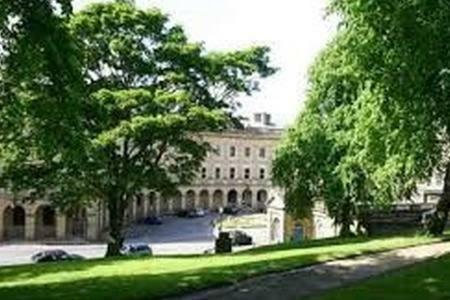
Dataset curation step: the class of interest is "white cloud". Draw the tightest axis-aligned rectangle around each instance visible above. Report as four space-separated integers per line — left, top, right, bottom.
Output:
73 0 336 127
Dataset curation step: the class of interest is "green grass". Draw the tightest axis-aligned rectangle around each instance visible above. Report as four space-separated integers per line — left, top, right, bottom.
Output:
315 253 450 300
0 234 447 300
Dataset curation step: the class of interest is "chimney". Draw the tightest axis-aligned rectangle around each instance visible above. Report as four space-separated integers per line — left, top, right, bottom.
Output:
253 112 273 127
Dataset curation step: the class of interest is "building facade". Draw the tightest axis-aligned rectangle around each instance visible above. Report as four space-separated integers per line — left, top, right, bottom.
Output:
3 111 441 243
0 113 283 242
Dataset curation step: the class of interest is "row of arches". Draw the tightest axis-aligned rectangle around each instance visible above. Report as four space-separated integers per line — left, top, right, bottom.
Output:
2 205 88 241
2 188 270 240
153 189 268 215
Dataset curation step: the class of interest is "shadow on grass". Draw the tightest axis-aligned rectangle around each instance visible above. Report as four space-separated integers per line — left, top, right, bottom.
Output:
1 248 446 300
314 253 450 300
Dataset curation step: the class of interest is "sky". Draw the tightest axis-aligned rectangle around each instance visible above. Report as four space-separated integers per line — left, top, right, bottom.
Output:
73 0 337 127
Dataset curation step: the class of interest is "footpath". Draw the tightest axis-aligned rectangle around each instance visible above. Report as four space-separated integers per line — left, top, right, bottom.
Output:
172 241 450 300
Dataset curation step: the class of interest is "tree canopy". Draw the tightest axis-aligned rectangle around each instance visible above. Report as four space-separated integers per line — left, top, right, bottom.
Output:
274 0 450 236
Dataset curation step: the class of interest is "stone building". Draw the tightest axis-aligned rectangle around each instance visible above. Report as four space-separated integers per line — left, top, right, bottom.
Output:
0 194 104 242
0 113 283 242
266 188 338 244
2 110 443 243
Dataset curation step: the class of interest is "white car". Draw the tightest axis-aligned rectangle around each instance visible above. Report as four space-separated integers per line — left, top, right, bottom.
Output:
188 208 206 218
121 244 153 256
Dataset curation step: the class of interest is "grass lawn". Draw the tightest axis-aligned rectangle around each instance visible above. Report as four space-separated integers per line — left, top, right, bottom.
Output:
0 234 448 300
315 253 450 300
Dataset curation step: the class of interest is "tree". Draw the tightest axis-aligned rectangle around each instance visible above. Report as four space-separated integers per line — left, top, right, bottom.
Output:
0 0 85 196
2 1 275 256
275 0 450 236
273 33 377 236
327 0 450 235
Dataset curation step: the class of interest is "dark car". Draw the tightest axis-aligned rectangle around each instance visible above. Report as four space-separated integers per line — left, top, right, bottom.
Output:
230 230 253 246
141 216 163 225
121 244 153 256
177 210 189 218
223 206 239 215
31 250 84 263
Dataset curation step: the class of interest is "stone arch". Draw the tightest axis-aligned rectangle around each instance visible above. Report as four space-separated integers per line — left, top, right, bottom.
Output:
257 189 268 212
242 189 252 208
186 190 196 210
35 205 56 239
3 205 25 240
199 190 209 210
160 193 170 215
212 190 224 210
148 192 157 216
270 217 282 243
66 208 88 239
172 191 183 212
135 193 145 220
227 189 238 207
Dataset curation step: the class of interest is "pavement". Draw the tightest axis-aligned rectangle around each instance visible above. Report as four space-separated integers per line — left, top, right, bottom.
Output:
173 241 450 300
0 213 268 266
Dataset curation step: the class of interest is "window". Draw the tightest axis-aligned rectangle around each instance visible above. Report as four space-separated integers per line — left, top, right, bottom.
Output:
215 167 221 179
245 147 251 157
259 168 266 179
201 167 207 179
259 147 266 158
230 167 236 179
230 146 236 157
244 168 251 179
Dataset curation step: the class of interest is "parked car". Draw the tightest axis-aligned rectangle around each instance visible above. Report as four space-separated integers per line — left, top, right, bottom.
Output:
230 230 253 246
223 206 239 215
31 250 84 263
140 216 162 225
177 210 189 218
188 208 206 218
121 244 153 256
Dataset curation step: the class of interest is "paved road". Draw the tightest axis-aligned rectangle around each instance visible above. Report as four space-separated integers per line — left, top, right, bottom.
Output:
0 213 267 266
174 241 450 300
0 214 216 266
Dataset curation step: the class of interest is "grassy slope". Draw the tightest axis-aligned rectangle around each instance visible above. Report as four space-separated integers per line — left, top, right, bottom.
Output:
316 253 450 300
0 235 447 300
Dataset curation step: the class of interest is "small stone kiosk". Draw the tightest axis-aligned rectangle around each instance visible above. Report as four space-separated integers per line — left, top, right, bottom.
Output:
267 188 338 244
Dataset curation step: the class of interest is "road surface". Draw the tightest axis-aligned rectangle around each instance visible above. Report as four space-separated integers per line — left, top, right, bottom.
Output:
0 213 267 266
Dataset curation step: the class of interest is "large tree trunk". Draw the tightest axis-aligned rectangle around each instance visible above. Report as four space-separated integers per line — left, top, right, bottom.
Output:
427 162 450 235
105 193 125 257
